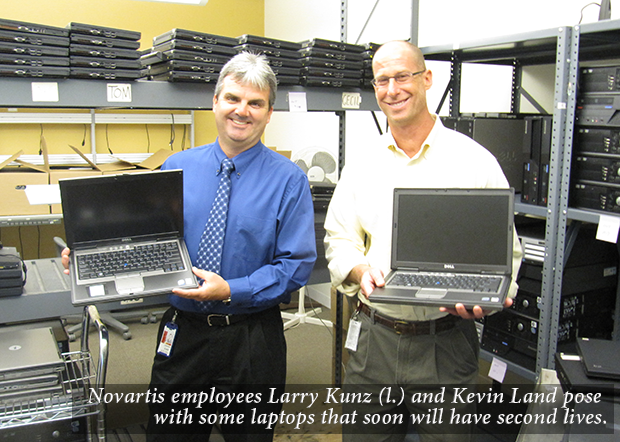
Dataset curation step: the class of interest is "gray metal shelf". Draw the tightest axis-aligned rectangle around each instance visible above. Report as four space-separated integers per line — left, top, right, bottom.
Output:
421 27 568 66
0 78 379 112
422 20 620 377
0 78 379 228
421 25 578 376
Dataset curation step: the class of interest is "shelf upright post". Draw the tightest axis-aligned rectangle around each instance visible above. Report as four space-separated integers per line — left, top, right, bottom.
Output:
449 52 462 117
511 59 522 114
90 109 97 164
411 0 419 46
190 110 195 149
536 26 577 372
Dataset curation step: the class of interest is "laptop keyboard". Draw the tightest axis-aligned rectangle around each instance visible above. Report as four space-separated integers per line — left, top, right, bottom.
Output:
388 272 502 293
77 242 185 280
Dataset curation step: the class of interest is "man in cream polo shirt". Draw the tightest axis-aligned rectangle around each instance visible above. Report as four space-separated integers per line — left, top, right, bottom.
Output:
324 41 522 441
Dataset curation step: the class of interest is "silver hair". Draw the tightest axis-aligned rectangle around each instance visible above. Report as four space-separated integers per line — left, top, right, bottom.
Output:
214 51 277 108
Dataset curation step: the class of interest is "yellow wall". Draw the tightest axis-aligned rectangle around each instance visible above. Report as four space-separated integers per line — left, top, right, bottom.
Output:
0 0 264 258
1 0 264 153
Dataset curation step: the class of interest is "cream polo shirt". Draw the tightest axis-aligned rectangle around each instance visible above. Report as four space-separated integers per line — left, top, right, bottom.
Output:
324 115 523 322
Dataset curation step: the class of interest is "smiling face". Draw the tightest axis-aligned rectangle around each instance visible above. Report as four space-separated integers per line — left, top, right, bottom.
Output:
372 41 433 130
213 75 273 156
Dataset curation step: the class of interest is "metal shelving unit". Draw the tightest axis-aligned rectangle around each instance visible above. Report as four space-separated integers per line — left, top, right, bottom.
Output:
0 305 109 441
0 78 378 113
0 78 379 228
421 19 620 378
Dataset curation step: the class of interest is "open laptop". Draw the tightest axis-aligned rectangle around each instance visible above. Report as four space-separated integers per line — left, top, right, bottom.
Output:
368 188 514 310
576 337 620 380
60 170 198 305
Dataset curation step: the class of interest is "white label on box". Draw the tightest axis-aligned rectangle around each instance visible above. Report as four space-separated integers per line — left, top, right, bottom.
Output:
107 83 132 103
25 184 61 205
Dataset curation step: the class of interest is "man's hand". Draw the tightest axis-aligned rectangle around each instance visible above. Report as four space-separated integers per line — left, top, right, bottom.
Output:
347 264 385 298
172 266 231 302
61 247 71 275
439 296 513 320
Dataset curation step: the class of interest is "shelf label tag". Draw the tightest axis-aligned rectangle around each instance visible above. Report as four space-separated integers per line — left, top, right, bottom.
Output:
342 92 362 109
488 357 508 383
31 82 59 102
596 214 620 243
107 83 132 103
288 91 307 112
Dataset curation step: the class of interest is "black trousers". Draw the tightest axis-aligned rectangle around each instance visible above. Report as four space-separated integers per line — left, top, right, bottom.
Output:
146 306 287 442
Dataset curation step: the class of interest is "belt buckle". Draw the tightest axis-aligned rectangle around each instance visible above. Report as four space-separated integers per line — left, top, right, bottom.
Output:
207 314 230 326
393 320 412 335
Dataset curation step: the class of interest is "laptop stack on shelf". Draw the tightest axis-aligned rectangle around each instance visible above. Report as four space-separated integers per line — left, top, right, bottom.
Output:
0 327 65 405
0 18 70 78
360 42 379 90
143 28 237 83
0 247 25 298
298 38 365 89
555 339 619 417
67 22 145 81
235 35 302 85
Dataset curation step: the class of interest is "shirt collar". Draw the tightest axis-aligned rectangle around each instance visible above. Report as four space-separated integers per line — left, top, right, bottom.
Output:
213 139 265 179
385 114 441 162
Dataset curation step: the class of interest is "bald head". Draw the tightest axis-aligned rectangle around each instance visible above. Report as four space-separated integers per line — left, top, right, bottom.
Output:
372 41 426 75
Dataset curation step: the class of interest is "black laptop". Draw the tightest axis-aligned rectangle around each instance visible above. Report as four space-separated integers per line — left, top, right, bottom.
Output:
60 170 198 305
555 352 619 396
368 188 514 310
576 337 620 380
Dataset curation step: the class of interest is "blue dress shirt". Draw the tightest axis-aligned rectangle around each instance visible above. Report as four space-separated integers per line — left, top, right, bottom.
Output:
162 139 317 315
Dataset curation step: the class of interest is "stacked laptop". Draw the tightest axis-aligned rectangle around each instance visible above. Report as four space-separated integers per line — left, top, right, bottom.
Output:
555 338 619 436
143 29 237 83
556 338 620 393
0 327 65 407
235 34 302 85
298 38 365 89
0 247 25 298
360 42 379 90
67 22 145 81
0 18 70 78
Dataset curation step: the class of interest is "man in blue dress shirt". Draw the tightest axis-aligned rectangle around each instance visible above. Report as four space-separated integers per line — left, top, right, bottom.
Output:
64 52 316 441
148 52 317 441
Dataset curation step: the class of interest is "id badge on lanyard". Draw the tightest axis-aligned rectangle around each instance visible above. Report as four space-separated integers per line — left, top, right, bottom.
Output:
157 310 179 357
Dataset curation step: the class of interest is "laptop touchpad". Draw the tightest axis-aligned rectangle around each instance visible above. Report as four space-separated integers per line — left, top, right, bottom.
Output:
115 275 145 295
415 288 448 299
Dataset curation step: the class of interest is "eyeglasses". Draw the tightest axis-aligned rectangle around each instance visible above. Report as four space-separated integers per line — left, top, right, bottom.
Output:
370 70 426 88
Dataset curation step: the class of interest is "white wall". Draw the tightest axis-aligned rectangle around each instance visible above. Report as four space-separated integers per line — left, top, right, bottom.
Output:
264 0 620 170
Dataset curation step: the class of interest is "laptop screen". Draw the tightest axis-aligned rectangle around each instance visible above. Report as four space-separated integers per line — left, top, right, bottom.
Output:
60 170 184 248
392 188 514 274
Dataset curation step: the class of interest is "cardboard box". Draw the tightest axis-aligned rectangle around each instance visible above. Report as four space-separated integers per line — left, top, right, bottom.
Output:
0 149 51 217
68 145 174 172
49 169 103 214
268 146 292 159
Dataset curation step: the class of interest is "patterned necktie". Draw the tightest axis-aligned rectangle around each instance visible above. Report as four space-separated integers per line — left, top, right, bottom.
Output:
196 157 235 276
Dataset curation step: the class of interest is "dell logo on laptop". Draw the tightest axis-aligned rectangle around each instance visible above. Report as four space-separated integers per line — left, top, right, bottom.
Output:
444 264 455 269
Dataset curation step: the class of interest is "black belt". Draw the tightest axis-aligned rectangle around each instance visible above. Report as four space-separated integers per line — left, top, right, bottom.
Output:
360 303 461 335
179 309 250 327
